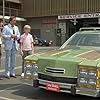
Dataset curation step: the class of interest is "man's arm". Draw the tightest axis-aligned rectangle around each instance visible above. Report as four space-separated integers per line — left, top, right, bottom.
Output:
16 26 20 40
2 26 12 39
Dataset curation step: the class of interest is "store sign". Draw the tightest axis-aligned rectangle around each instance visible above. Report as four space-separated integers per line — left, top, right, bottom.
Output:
58 13 100 19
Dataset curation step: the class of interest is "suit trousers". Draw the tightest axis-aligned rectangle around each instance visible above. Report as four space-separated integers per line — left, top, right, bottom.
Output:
5 43 16 76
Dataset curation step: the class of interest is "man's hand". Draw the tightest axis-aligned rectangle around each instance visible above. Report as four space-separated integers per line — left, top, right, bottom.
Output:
11 34 17 39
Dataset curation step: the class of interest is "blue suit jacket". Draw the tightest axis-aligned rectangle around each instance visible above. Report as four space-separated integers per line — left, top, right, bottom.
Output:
2 24 20 50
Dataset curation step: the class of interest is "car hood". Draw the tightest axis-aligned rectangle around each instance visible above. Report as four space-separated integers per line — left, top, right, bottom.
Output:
25 47 100 61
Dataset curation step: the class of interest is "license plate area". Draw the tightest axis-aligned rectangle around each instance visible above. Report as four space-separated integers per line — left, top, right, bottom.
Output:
46 83 60 92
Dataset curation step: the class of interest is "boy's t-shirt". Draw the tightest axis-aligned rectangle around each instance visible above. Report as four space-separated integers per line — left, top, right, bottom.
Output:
20 33 33 51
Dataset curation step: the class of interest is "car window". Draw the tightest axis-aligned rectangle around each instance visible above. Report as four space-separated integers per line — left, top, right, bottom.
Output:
67 34 100 47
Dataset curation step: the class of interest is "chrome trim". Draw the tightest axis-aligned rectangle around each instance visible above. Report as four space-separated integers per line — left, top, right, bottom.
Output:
76 87 100 97
38 72 77 78
39 86 71 93
60 90 71 93
45 67 65 74
38 79 76 89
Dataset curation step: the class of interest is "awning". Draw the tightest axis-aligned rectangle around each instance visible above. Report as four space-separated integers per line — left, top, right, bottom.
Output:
0 15 26 21
5 0 21 4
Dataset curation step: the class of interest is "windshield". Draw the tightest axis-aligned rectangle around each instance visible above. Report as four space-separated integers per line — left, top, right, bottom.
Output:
63 33 100 48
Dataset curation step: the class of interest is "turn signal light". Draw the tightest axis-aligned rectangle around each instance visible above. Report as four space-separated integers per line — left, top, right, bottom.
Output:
97 79 100 88
97 68 100 78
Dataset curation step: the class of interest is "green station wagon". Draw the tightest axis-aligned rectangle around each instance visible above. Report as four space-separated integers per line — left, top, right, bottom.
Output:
24 27 100 97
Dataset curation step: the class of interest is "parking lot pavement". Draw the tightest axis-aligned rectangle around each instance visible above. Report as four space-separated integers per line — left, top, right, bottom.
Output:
0 72 98 100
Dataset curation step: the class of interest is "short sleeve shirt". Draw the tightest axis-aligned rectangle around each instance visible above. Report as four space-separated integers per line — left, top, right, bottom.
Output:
20 33 33 51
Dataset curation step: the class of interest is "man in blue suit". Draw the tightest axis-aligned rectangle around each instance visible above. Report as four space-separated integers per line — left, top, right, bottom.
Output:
2 16 20 79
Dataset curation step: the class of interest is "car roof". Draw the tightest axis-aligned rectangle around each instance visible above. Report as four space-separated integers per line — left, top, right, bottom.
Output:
76 27 100 34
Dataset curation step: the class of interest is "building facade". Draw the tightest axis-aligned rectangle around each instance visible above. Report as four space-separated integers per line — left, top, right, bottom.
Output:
22 0 100 46
0 0 21 17
0 0 26 32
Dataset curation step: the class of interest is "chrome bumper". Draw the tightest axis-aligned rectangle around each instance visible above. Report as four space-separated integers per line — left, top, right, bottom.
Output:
34 79 100 97
37 79 76 94
76 87 100 97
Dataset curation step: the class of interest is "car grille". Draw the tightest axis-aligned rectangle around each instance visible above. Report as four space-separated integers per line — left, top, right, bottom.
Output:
38 73 77 84
45 67 65 74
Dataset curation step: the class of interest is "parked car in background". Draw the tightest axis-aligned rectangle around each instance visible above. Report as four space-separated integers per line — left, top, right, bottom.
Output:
33 35 53 46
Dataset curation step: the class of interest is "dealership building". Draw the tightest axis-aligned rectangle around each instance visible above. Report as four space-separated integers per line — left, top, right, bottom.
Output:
2 0 100 46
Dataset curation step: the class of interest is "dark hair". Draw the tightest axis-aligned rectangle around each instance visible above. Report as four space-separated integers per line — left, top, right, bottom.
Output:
0 19 3 23
9 16 16 22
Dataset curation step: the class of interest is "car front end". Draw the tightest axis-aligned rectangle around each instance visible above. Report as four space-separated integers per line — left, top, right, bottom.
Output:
24 27 100 97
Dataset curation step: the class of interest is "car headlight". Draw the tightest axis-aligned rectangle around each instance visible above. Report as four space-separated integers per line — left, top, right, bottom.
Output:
79 70 88 77
33 64 38 69
88 78 96 85
79 77 87 84
24 61 38 79
26 64 32 68
33 64 38 78
78 66 97 89
25 64 33 75
88 70 96 78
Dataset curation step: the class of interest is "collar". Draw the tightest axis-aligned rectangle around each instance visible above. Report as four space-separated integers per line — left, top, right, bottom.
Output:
8 24 15 28
24 33 29 36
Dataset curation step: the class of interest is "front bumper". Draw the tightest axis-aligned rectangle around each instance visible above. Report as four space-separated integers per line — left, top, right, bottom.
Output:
33 79 100 97
76 87 100 97
34 79 76 94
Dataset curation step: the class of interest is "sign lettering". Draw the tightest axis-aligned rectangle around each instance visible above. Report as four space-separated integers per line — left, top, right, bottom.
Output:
58 13 100 19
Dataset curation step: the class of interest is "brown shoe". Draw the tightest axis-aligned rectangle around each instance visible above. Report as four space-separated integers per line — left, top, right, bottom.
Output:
5 76 10 79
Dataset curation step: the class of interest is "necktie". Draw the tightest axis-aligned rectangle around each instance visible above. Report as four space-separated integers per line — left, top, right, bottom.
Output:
12 25 15 43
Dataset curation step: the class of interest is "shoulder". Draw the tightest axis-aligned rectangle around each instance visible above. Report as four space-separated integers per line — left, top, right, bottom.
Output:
29 34 33 37
21 34 24 38
3 25 9 29
3 25 9 31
